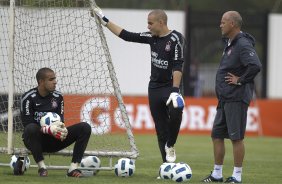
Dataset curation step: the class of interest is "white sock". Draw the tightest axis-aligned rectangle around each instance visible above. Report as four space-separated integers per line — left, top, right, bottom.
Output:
68 162 79 173
232 167 242 181
211 164 223 179
37 160 46 169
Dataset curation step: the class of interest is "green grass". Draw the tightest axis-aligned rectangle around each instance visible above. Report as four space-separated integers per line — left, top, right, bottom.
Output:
1 135 282 183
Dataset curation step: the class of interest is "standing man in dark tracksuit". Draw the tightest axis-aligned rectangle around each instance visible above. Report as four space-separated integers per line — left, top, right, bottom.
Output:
92 7 185 164
21 67 91 177
202 11 261 183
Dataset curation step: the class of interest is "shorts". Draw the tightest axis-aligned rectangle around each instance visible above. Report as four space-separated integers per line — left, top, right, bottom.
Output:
211 101 248 140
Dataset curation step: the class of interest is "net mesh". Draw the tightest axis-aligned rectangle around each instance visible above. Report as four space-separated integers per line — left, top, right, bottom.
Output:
0 1 137 158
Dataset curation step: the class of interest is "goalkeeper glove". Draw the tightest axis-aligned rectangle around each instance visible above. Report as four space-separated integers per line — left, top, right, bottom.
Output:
41 121 68 141
91 5 109 26
166 88 185 109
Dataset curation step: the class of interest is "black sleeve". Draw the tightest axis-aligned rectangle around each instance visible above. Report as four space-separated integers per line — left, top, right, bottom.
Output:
119 29 152 44
57 96 64 122
238 42 262 84
237 63 261 84
172 36 185 72
20 96 35 127
240 43 261 66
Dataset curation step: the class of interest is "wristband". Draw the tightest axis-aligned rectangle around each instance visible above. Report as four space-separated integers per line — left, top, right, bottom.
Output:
171 87 180 93
102 16 109 24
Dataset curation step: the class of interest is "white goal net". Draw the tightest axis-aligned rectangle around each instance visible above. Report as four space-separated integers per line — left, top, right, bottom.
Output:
0 0 138 168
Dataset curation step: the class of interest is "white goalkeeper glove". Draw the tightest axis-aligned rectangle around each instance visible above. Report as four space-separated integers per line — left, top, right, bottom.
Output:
41 121 68 141
91 5 109 26
166 88 185 109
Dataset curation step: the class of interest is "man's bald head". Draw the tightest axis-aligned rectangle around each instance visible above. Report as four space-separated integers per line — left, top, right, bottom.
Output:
148 9 168 25
224 11 243 28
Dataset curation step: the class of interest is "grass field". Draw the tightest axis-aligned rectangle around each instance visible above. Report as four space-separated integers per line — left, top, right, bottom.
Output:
0 134 282 184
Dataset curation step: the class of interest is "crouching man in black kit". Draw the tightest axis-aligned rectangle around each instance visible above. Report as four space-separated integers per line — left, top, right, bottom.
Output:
20 67 91 177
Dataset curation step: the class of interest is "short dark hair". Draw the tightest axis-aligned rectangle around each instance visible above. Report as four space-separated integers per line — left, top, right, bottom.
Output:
149 9 168 25
36 67 54 84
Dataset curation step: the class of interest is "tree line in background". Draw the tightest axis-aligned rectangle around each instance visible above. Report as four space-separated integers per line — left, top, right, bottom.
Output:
0 0 281 13
97 0 281 13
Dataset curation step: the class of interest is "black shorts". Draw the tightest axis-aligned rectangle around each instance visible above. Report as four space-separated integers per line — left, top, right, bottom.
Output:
211 101 248 140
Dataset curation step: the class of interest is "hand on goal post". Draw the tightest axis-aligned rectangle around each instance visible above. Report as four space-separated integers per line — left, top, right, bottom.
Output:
91 5 109 26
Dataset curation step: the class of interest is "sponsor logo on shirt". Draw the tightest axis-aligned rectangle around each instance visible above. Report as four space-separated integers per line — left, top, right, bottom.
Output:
25 100 30 115
34 111 46 123
140 32 152 37
151 51 168 69
175 45 179 59
61 101 64 115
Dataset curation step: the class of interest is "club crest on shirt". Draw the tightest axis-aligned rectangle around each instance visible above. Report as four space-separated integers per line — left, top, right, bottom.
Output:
165 41 171 52
227 48 232 56
51 98 58 109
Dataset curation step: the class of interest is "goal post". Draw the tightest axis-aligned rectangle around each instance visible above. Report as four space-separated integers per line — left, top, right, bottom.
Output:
7 0 15 155
0 0 138 169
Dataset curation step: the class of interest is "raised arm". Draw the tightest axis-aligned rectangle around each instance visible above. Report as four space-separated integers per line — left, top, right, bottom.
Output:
106 22 123 37
92 5 123 36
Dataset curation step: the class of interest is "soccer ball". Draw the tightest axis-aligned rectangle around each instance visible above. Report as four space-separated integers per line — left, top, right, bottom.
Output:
114 158 135 177
9 155 31 172
170 162 192 182
159 162 175 179
40 112 61 126
81 156 101 175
